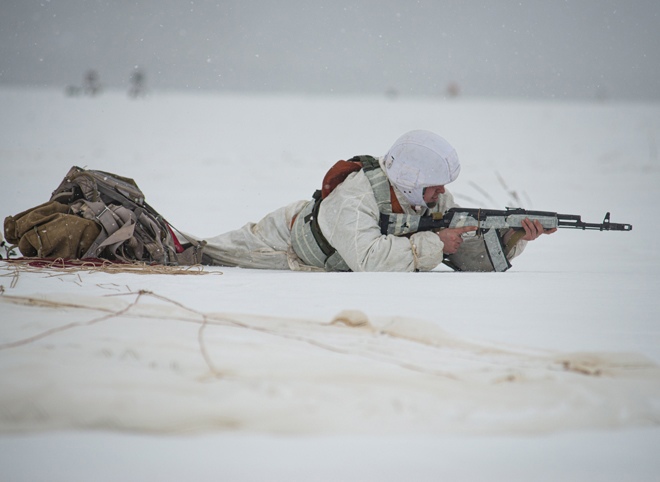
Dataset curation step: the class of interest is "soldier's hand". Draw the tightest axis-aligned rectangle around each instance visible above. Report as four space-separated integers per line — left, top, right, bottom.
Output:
437 226 478 254
521 218 557 241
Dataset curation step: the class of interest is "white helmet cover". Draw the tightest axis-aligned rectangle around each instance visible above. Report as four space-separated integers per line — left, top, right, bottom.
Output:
383 130 460 208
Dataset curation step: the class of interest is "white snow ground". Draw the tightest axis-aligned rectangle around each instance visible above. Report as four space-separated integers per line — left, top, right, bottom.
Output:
1 87 659 481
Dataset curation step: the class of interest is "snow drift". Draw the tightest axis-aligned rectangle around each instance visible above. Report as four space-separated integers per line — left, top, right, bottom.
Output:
1 288 659 435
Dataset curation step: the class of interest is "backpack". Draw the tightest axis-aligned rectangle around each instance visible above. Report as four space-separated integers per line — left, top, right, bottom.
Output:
3 166 205 265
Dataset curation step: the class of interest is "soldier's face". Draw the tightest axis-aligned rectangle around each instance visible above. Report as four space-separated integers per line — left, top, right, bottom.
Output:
423 185 445 206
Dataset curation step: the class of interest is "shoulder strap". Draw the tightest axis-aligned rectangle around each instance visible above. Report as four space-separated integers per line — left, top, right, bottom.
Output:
355 157 427 236
357 156 395 214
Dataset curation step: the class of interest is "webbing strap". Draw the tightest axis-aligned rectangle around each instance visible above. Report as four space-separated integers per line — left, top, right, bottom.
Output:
79 202 138 259
359 157 393 215
358 157 428 236
305 190 336 258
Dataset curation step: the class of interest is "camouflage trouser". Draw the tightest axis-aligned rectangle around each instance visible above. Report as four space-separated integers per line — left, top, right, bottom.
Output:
200 200 318 271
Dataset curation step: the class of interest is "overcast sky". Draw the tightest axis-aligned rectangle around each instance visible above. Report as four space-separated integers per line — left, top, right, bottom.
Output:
1 0 659 101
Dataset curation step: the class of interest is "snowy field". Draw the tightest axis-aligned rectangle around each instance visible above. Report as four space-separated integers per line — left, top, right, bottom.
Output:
1 87 659 481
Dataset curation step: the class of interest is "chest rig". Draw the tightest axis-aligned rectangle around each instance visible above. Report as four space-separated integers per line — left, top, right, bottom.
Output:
290 155 432 271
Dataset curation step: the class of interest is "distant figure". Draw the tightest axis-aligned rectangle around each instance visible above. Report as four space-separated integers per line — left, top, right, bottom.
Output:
447 81 460 98
129 69 146 98
83 70 102 96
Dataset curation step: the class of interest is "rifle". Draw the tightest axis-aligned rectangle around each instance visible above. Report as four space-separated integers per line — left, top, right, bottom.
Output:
416 207 633 272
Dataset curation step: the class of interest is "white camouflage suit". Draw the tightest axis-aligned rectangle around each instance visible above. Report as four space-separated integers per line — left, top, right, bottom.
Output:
201 131 526 272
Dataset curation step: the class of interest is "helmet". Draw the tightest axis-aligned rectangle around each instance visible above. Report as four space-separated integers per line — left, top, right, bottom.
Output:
383 130 460 208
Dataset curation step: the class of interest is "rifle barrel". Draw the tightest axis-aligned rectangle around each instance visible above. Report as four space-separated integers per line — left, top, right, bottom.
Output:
557 213 632 231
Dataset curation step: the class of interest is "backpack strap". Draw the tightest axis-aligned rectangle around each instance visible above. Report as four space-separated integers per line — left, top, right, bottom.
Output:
71 201 138 259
